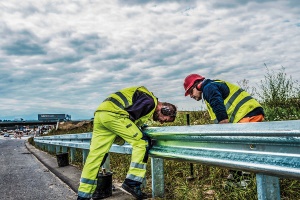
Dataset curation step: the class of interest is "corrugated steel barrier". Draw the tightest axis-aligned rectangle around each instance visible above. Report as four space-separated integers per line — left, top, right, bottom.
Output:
34 120 300 200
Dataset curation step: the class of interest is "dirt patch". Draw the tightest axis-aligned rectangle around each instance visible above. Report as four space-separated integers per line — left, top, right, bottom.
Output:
48 120 93 135
58 121 92 130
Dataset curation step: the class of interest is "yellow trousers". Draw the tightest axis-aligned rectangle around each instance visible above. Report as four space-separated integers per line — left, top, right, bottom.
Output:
77 112 148 198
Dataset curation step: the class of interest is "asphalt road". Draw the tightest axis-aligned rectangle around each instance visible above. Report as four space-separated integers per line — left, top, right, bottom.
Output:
0 136 77 200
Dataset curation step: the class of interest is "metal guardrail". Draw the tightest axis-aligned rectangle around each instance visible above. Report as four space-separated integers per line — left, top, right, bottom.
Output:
34 120 300 200
34 132 133 164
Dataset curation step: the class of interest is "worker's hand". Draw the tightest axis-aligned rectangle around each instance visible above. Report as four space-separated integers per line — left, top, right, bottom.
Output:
140 124 148 130
219 119 229 124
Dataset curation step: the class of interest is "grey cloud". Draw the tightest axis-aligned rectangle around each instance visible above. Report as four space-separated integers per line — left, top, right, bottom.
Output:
43 33 109 64
119 71 143 82
43 56 83 64
3 38 46 56
118 0 197 5
286 0 300 8
211 0 275 9
110 63 130 71
69 34 108 54
2 28 46 56
103 53 132 61
1 0 299 120
19 4 40 17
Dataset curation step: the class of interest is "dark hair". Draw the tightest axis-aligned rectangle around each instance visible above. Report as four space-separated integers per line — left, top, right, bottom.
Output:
161 102 177 122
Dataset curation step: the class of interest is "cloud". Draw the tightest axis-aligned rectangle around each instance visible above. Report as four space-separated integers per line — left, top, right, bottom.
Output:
0 0 299 120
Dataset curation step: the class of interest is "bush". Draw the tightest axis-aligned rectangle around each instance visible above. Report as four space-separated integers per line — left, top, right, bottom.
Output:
258 66 300 121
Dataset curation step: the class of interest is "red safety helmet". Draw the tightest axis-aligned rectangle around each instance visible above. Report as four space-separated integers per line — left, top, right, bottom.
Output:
183 74 205 96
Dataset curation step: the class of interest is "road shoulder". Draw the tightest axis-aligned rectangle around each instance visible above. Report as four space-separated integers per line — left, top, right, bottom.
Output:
25 141 134 200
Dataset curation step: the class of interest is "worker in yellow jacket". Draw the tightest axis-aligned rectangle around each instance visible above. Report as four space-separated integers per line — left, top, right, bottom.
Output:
77 86 177 200
183 74 264 123
183 74 264 185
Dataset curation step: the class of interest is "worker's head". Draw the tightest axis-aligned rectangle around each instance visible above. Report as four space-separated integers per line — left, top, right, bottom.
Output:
153 102 177 124
183 74 205 101
183 74 205 96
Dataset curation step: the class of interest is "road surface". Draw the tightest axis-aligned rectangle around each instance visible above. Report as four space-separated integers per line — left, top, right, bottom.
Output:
0 135 77 200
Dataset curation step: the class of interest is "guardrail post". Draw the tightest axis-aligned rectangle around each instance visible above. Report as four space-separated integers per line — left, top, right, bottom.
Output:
70 148 75 163
151 157 164 198
51 145 55 153
62 146 67 153
48 145 55 153
55 146 60 153
256 174 280 200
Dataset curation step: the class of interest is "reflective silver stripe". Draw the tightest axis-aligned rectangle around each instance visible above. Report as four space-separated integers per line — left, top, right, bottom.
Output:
80 177 96 185
104 97 124 109
103 92 130 110
78 191 92 198
225 88 244 110
115 92 129 108
126 174 144 183
229 96 253 122
130 162 146 169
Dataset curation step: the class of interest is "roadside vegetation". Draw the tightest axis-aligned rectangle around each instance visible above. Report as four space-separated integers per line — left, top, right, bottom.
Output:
29 67 300 200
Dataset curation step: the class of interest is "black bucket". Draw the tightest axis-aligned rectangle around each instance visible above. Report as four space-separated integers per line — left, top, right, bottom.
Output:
92 172 113 199
56 152 69 167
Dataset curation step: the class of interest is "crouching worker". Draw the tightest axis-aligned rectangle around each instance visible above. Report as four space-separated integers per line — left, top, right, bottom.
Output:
77 86 177 200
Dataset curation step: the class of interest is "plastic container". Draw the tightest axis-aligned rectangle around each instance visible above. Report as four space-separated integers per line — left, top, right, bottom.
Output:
56 152 69 167
92 172 113 199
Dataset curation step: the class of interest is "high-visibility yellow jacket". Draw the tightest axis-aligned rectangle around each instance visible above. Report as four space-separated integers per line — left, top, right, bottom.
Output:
205 80 262 123
96 86 158 127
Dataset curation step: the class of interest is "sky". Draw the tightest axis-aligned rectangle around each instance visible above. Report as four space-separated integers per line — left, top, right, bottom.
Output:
0 0 299 120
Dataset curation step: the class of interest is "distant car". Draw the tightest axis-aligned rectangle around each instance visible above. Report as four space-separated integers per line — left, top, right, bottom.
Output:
4 133 9 137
